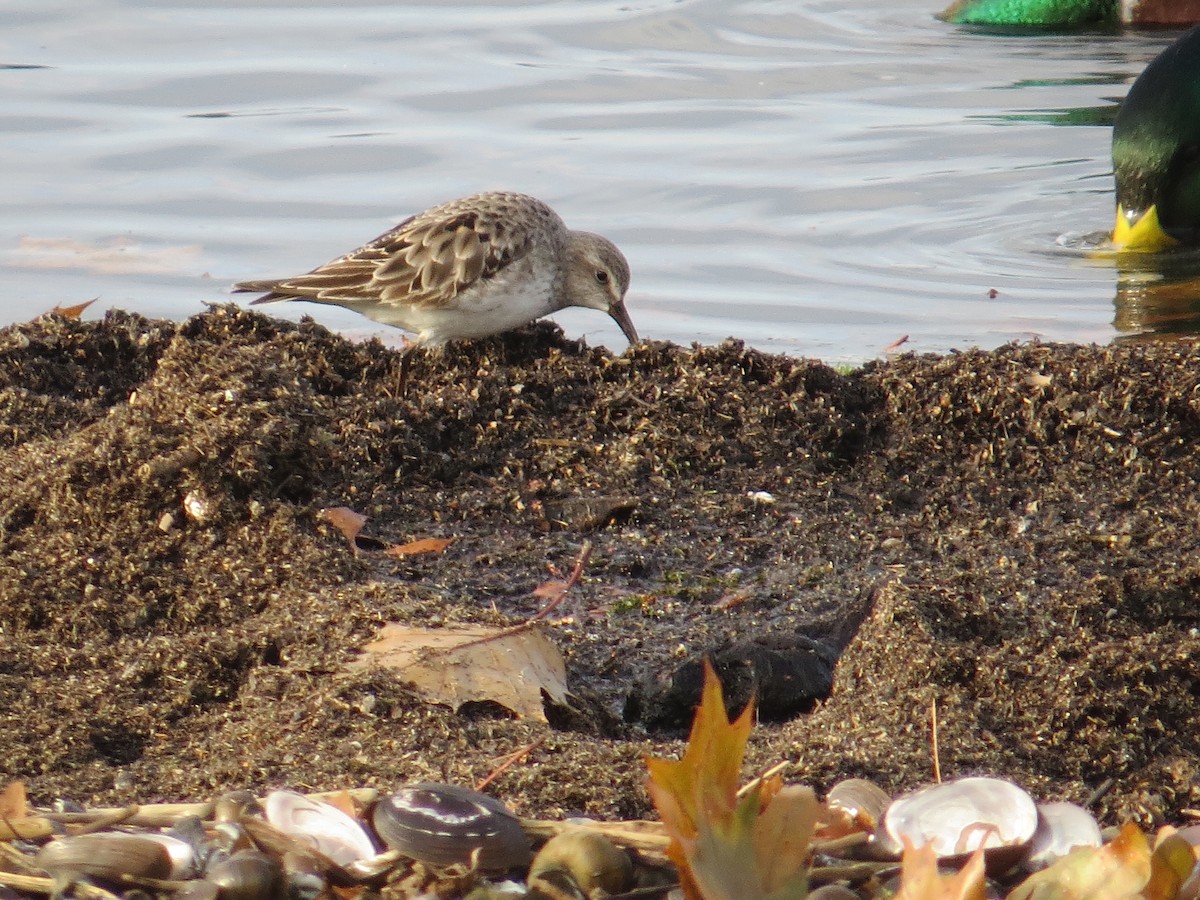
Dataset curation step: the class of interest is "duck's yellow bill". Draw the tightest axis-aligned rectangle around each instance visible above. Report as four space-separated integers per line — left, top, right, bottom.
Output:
1112 204 1179 253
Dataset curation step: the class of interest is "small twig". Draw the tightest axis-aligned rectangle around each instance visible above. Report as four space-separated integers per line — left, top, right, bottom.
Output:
930 697 942 784
736 760 790 798
0 841 43 873
809 860 900 885
608 886 682 900
0 814 52 841
1084 778 1115 809
520 818 670 855
528 541 593 623
0 873 55 896
810 831 871 854
449 543 597 653
118 875 195 892
35 789 377 828
0 871 121 900
475 735 548 792
72 805 140 835
42 801 214 828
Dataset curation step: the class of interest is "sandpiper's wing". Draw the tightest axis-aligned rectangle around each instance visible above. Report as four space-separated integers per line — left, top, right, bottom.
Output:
234 192 554 310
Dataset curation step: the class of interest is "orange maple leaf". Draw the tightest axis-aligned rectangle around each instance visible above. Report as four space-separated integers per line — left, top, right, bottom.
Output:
645 661 814 900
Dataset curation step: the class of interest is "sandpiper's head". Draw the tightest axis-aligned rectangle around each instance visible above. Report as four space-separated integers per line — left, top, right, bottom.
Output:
564 231 637 345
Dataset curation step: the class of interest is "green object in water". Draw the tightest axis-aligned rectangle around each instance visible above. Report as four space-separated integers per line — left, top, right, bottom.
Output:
937 0 1115 25
939 0 1200 25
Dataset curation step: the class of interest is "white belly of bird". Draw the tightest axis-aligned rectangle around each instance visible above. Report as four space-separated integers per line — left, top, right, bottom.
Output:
378 252 561 346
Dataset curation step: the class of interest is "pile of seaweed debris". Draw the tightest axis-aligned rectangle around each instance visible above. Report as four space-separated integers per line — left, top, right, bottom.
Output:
0 306 1196 830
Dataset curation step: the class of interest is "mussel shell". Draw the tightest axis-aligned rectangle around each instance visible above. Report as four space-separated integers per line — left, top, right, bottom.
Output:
174 881 220 900
37 833 174 882
206 850 284 900
280 851 328 900
807 887 862 900
826 778 892 831
529 830 633 896
213 790 262 824
139 833 200 879
165 815 211 874
263 790 376 866
876 776 1038 873
372 783 532 870
1022 801 1102 872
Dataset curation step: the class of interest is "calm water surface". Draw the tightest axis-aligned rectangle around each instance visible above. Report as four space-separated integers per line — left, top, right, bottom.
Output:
4 1 1198 364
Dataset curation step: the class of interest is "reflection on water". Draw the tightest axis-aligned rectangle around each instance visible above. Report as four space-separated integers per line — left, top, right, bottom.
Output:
1113 252 1200 336
1 1 1197 362
1052 228 1200 338
981 104 1116 127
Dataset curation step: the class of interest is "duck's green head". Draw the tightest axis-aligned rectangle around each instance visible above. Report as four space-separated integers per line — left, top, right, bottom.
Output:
938 0 1114 27
1112 26 1200 251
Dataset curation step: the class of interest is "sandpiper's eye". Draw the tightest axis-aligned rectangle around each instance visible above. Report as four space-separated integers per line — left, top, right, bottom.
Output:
595 270 609 285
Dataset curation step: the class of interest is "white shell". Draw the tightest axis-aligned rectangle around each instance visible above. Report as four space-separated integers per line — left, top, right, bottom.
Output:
263 790 376 866
1022 801 1103 871
878 776 1038 864
139 833 199 879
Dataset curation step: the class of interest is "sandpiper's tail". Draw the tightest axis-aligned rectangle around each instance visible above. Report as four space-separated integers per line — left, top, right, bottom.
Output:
231 280 286 304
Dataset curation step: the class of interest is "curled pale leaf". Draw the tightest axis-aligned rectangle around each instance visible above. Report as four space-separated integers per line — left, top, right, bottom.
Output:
1008 823 1152 900
755 784 818 897
892 840 985 900
1144 832 1195 900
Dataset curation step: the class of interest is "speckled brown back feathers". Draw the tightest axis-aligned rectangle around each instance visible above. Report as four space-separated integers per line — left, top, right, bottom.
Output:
234 192 554 311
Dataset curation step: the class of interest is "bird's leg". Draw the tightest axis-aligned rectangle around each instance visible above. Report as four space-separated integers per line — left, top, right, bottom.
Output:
386 334 422 398
396 344 416 397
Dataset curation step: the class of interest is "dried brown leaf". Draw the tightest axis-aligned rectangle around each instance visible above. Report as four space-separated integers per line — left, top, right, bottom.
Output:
531 579 571 602
0 781 27 820
347 623 571 722
385 536 453 557
48 299 96 320
318 506 367 546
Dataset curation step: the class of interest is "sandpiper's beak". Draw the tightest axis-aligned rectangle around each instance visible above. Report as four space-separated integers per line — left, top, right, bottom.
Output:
608 298 639 345
1112 203 1179 253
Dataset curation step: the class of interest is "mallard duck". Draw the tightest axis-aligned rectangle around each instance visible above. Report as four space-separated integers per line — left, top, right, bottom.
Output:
1111 26 1200 250
939 0 1200 26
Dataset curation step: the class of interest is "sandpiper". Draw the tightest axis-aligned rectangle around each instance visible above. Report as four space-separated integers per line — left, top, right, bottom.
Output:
233 192 638 354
